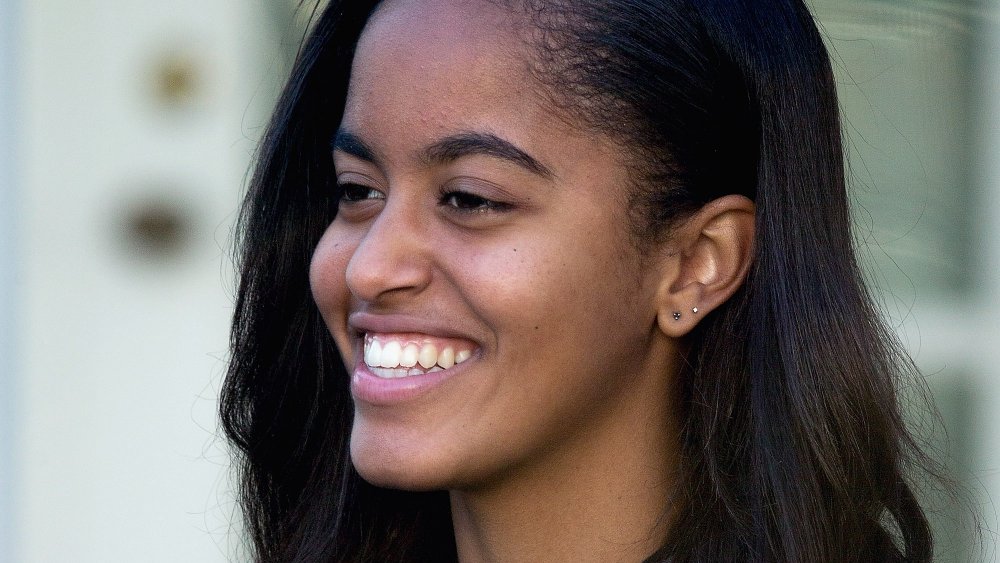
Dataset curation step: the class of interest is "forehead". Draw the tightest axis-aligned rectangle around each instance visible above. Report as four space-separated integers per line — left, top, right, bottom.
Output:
343 0 542 136
363 0 522 51
340 0 629 187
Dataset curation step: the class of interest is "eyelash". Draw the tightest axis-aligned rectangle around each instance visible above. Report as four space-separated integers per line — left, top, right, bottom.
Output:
338 183 384 203
437 189 513 214
335 183 512 214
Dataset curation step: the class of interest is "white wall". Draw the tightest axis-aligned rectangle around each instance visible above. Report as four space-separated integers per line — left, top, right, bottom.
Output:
8 2 292 561
976 5 1000 560
1 0 20 560
810 1 1000 559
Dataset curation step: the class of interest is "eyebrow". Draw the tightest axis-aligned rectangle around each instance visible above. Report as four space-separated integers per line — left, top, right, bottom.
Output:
331 128 553 179
331 130 379 165
421 132 553 178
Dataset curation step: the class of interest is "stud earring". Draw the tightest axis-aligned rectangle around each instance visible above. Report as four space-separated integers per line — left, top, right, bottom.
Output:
672 312 682 321
692 307 699 314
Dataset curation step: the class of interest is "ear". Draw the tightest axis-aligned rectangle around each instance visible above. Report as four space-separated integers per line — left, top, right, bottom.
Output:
654 195 755 337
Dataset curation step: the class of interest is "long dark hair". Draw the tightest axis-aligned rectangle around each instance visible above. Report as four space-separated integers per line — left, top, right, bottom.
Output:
221 0 936 561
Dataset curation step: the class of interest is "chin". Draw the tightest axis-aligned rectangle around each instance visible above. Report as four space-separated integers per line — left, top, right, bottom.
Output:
349 421 454 492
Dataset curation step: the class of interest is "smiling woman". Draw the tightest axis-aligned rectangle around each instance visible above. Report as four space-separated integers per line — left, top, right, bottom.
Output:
222 0 938 561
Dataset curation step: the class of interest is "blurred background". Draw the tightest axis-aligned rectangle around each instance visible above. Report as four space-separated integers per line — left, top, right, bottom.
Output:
0 0 998 561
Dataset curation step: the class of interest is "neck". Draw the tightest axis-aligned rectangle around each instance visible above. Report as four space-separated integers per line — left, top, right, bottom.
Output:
449 388 679 563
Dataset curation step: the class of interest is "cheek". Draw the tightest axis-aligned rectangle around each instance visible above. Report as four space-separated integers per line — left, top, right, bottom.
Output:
309 228 356 340
460 223 648 358
440 227 656 473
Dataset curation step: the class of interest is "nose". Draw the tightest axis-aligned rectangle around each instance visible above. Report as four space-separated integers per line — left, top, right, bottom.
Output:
345 196 433 304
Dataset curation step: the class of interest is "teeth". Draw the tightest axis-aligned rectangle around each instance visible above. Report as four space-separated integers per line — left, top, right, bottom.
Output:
438 347 455 369
370 366 409 379
380 341 401 368
365 339 382 367
364 335 474 376
418 343 438 369
400 344 419 368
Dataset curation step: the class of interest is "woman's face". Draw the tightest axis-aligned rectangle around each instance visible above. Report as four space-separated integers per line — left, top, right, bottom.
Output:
310 0 678 491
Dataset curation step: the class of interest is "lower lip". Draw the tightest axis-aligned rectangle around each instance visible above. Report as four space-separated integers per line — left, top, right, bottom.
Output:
351 360 470 405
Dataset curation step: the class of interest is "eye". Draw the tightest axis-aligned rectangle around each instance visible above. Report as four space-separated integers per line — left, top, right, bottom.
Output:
440 191 512 213
339 183 385 203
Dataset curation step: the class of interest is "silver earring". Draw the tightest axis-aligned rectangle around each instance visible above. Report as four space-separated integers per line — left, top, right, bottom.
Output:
672 312 681 321
692 307 699 314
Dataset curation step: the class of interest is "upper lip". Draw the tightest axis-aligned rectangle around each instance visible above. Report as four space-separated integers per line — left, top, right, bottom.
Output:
348 311 481 343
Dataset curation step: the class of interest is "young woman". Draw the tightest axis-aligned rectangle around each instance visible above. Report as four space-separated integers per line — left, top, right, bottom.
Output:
222 0 937 560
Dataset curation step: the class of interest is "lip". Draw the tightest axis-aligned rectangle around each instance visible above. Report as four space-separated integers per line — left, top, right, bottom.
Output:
347 312 481 405
348 311 479 341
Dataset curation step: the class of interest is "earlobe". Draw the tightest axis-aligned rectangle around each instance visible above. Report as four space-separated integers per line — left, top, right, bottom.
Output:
654 195 755 337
